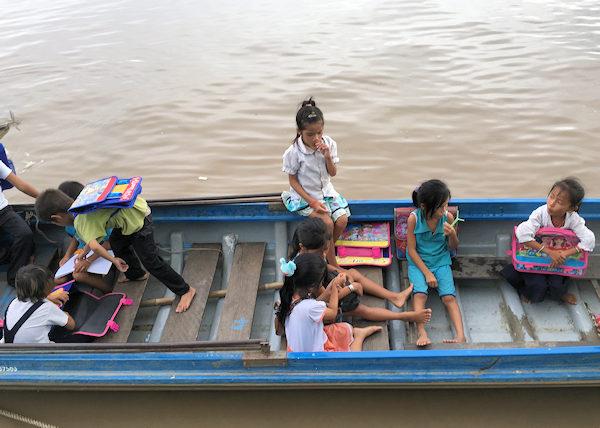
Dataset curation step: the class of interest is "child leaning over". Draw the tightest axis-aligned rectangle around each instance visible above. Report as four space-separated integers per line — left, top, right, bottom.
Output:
1 265 75 344
35 188 196 312
277 252 381 352
501 177 595 305
407 179 465 346
55 181 112 293
281 98 350 269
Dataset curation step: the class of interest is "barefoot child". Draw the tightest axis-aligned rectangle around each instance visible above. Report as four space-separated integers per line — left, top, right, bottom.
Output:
35 187 196 313
281 98 350 269
1 265 75 343
287 218 431 324
407 179 465 346
277 252 381 352
501 177 595 305
54 181 113 293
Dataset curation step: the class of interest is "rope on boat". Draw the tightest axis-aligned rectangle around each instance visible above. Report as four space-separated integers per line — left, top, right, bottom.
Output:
0 408 59 428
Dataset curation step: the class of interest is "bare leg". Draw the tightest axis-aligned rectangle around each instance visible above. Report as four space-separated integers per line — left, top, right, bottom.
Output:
176 287 196 313
347 304 431 323
349 325 382 351
441 295 466 343
414 293 431 347
561 293 577 305
345 269 413 309
73 271 113 294
330 215 348 269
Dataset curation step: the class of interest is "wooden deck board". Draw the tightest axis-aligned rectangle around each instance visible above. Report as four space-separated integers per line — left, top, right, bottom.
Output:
161 243 221 343
216 242 266 341
96 277 148 343
352 266 390 351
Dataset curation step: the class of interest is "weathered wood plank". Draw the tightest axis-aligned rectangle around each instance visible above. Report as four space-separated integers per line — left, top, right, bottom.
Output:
352 266 390 351
216 242 266 341
160 243 221 343
96 277 148 343
451 256 508 279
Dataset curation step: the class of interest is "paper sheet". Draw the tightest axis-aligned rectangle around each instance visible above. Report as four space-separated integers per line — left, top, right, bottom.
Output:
54 250 114 278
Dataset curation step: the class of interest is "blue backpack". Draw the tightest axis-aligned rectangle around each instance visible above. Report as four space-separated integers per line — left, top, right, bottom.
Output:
68 176 142 215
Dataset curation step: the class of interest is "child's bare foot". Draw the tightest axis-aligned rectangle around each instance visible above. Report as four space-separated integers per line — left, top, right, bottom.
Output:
519 294 531 304
353 325 382 341
390 283 414 309
176 287 196 313
118 273 148 283
416 332 431 347
443 335 466 343
561 293 577 305
409 308 432 323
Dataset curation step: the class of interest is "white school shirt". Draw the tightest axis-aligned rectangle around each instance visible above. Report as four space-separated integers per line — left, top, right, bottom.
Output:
282 135 339 200
516 205 596 252
0 160 13 210
2 298 68 344
285 299 327 352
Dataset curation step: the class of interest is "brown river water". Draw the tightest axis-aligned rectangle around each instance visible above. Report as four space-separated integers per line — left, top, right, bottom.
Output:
1 0 600 426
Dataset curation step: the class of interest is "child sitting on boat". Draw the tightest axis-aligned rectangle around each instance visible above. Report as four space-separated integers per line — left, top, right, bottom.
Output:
501 177 595 305
407 179 465 346
277 252 381 352
54 181 113 293
1 265 74 343
34 186 196 313
281 98 350 270
285 217 431 324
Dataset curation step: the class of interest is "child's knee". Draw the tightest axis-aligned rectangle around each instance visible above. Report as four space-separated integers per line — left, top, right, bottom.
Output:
334 215 348 229
441 295 457 304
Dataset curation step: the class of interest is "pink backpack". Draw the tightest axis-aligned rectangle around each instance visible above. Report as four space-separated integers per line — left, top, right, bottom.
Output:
508 227 588 277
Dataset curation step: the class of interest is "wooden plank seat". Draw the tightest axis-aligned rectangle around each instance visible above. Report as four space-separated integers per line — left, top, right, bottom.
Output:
216 242 266 341
96 276 149 343
160 243 221 343
351 266 390 351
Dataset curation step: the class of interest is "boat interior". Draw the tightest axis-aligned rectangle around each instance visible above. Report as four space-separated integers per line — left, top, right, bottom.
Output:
1 198 600 354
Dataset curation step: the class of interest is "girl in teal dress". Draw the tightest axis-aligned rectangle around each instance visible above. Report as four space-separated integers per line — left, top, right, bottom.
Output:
406 179 465 347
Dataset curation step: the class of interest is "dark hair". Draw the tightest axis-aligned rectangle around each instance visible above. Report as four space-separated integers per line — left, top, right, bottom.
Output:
15 265 53 302
550 177 585 210
277 253 328 328
58 181 84 200
293 98 324 144
35 189 74 222
412 179 451 220
288 218 330 259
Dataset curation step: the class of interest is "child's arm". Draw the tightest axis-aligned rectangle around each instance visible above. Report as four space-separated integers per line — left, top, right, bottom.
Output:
406 214 438 288
444 212 459 250
315 139 337 177
62 312 76 330
288 174 328 214
86 239 128 273
5 173 39 198
59 237 79 267
322 275 341 323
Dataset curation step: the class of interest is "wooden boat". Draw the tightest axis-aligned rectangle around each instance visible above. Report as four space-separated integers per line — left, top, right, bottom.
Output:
0 195 599 390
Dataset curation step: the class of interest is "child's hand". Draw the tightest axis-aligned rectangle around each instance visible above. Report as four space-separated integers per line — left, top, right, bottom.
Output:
315 140 331 158
350 282 363 296
548 250 567 268
425 272 438 288
443 222 457 237
312 201 329 214
333 273 347 289
59 255 70 267
48 290 69 306
73 259 91 274
113 257 129 273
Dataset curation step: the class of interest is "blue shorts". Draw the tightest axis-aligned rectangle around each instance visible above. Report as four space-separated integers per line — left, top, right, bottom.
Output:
281 191 351 222
408 264 455 297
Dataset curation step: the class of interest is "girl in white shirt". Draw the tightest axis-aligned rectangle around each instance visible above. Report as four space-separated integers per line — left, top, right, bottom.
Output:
501 177 595 305
276 253 381 352
281 98 350 269
2 265 75 343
